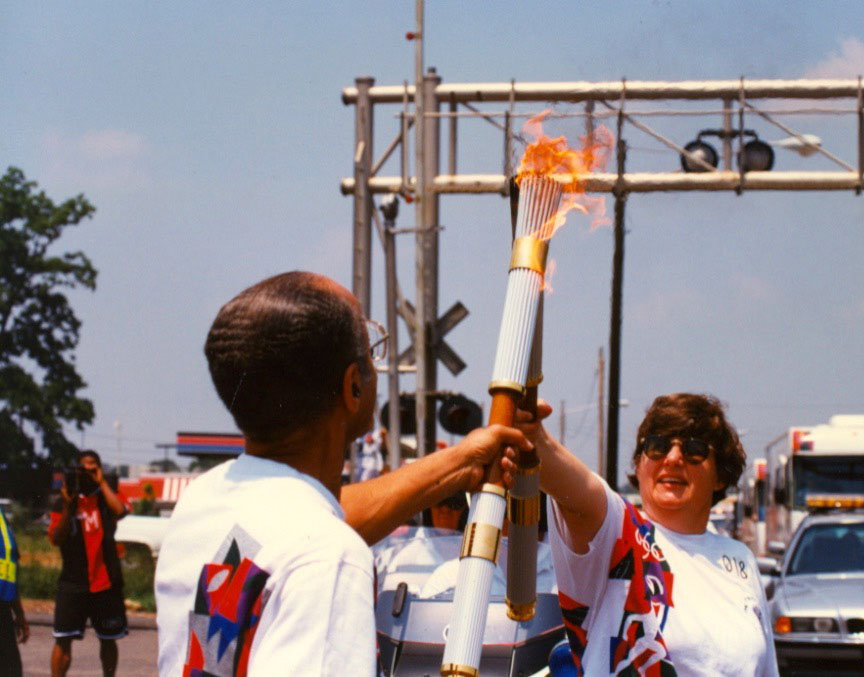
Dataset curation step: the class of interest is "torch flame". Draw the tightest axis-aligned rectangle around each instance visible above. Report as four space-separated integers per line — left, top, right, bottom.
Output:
516 110 613 239
541 259 557 293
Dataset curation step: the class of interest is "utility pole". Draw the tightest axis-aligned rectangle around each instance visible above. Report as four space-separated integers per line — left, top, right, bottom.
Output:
559 399 566 444
155 443 177 471
597 347 605 477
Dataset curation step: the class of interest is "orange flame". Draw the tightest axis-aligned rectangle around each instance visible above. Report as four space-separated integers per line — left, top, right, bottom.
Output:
541 259 557 294
516 110 614 238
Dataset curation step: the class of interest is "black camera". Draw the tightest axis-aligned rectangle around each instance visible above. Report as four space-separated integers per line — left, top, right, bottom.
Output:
63 467 97 495
63 467 83 495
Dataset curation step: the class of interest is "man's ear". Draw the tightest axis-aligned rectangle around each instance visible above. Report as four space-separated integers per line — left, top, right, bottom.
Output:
342 362 362 413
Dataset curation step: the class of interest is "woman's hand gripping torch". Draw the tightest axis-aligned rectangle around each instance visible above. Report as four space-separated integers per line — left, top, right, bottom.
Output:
440 177 562 677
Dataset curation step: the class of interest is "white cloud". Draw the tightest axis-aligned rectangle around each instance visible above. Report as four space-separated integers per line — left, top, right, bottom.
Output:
630 288 704 327
730 272 777 304
77 129 147 160
838 299 864 321
39 128 152 193
42 128 148 160
804 38 864 78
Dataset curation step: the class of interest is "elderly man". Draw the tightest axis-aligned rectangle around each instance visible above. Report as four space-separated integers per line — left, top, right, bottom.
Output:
155 271 530 675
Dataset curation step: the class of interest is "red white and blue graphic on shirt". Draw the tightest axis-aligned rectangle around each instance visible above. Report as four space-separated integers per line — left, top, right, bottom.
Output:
183 526 271 677
558 500 677 676
608 501 676 676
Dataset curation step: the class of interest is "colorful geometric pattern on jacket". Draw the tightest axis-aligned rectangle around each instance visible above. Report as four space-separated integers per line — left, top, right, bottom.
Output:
183 526 271 677
608 500 677 676
558 590 590 676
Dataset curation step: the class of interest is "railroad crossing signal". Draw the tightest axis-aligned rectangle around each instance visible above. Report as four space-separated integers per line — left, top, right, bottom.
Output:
398 300 468 376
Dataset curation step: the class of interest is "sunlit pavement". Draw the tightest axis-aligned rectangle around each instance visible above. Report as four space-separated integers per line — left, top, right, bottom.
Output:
19 616 158 676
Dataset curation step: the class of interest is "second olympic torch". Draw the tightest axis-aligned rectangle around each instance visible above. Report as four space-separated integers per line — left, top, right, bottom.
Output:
440 176 562 677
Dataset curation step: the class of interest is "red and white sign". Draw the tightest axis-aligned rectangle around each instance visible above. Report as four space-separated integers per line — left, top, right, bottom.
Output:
119 473 198 505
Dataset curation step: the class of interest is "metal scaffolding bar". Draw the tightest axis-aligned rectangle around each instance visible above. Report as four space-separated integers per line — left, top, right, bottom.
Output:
343 78 864 104
341 170 864 195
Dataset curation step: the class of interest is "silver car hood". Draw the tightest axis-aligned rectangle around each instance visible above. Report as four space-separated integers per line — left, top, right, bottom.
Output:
777 573 864 616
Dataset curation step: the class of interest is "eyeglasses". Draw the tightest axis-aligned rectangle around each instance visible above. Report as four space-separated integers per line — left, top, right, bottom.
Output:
641 434 711 464
366 319 389 364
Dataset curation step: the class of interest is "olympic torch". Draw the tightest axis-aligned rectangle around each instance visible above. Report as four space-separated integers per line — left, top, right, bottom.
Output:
440 114 613 677
505 178 543 624
440 176 561 677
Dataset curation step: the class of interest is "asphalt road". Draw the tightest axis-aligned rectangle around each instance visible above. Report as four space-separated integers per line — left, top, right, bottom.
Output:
18 619 158 676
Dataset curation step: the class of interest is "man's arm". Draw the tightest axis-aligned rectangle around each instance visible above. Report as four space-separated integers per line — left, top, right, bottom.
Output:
12 594 28 644
342 424 531 545
91 465 127 518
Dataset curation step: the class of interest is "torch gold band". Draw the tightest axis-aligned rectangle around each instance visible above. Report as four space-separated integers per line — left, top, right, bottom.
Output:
507 494 541 525
480 483 507 499
515 460 541 476
460 522 501 563
488 379 525 396
525 374 543 387
509 236 549 275
506 599 537 622
441 664 479 677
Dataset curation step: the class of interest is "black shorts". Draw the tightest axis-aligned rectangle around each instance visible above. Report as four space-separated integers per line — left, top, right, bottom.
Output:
0 601 22 677
53 585 128 640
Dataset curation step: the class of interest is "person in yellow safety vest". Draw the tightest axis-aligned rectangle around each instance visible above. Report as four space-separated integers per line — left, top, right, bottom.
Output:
0 506 29 677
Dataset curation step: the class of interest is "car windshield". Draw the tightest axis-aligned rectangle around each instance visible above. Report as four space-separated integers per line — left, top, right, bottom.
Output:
787 522 864 575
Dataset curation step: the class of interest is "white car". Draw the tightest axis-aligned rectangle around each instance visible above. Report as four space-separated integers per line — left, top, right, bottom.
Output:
115 514 171 560
768 508 864 675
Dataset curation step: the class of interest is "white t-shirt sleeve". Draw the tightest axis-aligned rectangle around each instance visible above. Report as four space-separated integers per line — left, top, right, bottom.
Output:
249 557 376 676
548 478 622 612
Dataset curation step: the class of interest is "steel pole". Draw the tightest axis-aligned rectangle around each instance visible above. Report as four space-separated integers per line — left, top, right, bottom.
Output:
352 76 374 315
415 66 442 456
382 196 402 471
412 0 428 456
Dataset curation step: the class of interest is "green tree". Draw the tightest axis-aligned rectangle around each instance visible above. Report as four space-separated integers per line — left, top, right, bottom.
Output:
0 166 97 472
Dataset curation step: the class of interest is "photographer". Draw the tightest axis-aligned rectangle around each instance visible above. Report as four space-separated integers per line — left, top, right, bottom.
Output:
48 450 129 677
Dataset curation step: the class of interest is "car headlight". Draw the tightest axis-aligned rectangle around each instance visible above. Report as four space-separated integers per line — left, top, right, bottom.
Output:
774 615 839 634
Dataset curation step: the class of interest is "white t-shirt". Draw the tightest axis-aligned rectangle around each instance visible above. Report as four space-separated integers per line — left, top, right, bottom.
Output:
155 454 375 676
549 480 779 676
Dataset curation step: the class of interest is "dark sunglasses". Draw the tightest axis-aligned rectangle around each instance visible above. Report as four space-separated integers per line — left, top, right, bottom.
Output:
641 434 711 464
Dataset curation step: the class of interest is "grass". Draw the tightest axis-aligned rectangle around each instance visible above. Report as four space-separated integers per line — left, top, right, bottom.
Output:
16 527 157 612
120 544 157 612
18 562 60 600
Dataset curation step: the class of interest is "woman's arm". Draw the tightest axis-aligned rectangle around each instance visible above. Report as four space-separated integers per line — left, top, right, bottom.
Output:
508 400 608 554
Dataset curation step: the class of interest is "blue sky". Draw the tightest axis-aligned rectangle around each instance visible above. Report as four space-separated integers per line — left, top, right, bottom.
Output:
2 2 863 481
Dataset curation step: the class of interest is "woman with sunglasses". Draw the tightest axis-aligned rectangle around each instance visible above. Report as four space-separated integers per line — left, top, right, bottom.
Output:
507 393 778 676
